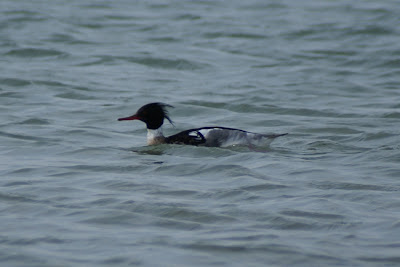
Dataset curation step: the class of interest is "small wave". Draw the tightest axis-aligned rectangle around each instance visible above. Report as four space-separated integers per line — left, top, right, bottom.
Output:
0 78 31 87
5 48 67 58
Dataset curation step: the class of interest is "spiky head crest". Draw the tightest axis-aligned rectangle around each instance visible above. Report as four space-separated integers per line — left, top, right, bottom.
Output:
117 102 174 129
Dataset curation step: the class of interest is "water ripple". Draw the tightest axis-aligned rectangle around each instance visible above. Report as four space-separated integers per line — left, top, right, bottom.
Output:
5 48 67 58
1 0 400 266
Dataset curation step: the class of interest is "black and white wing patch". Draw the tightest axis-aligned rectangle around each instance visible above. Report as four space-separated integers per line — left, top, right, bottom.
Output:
166 127 287 147
165 129 207 145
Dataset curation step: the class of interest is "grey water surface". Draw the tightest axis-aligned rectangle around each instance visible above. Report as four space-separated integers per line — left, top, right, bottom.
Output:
1 0 400 266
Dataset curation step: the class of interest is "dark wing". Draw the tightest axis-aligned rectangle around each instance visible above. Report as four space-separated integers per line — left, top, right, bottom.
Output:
165 129 207 146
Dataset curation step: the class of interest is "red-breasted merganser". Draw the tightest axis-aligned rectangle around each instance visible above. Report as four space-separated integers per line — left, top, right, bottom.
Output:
118 102 287 147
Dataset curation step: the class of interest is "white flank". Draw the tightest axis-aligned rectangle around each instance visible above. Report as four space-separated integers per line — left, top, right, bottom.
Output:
198 128 274 147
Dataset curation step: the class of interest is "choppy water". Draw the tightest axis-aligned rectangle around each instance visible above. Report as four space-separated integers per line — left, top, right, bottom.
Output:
1 1 400 266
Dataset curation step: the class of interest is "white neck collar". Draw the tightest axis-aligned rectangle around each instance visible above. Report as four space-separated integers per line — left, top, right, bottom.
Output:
147 128 165 145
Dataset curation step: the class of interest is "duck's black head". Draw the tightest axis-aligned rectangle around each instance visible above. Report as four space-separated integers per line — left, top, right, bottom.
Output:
118 102 173 130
